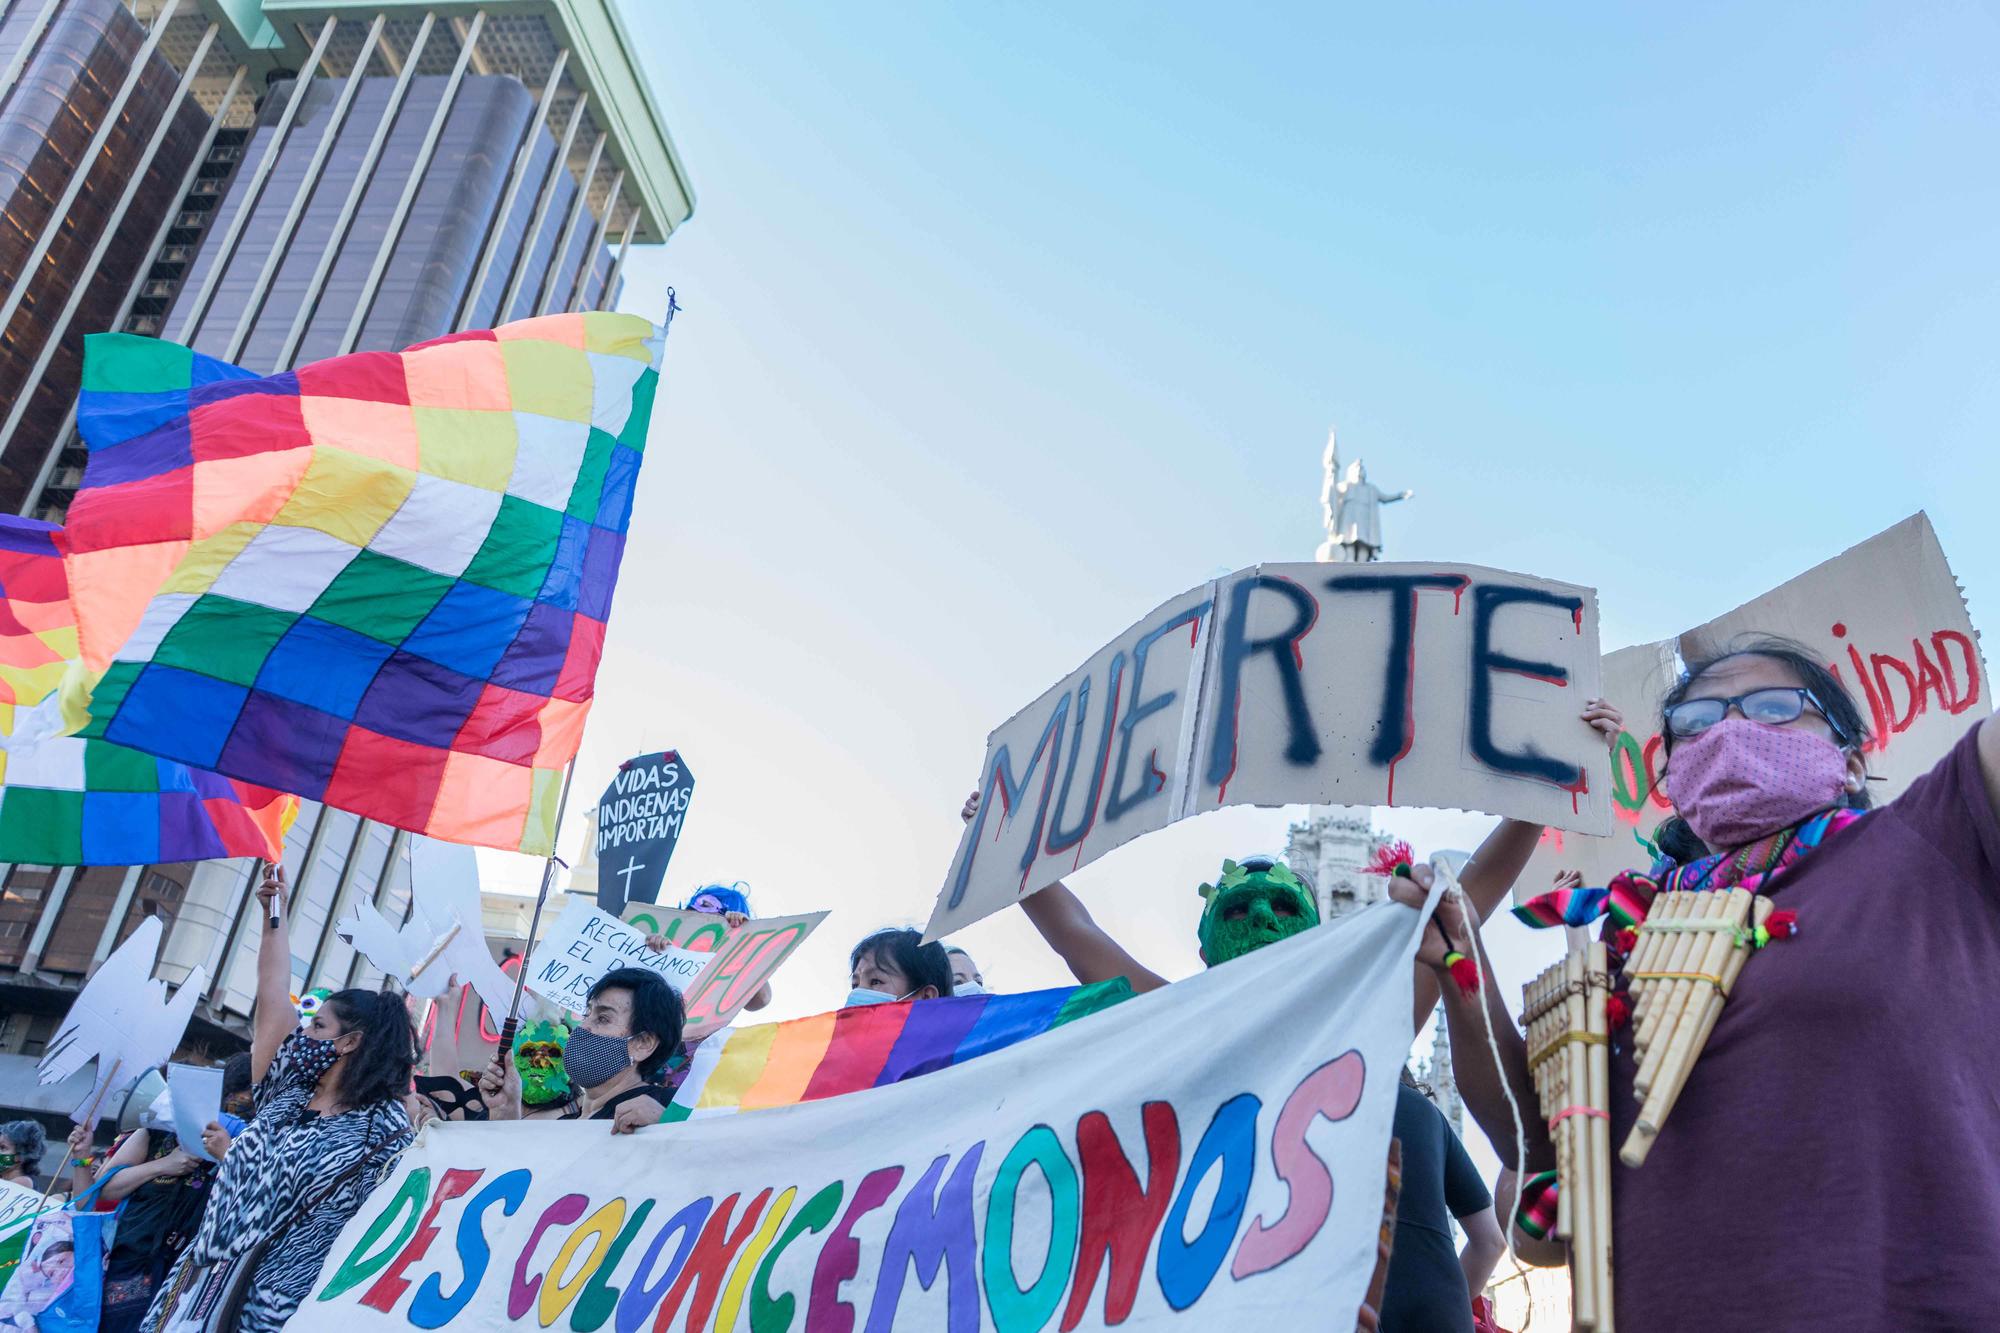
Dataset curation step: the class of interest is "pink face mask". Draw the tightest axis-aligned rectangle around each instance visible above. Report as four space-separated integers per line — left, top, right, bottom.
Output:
1661 717 1850 851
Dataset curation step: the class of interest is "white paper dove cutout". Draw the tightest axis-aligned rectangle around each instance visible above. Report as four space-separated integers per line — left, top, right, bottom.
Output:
337 836 515 1016
39 916 208 1123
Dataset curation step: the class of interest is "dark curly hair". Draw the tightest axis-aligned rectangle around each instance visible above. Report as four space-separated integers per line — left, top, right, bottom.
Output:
1660 634 1873 810
323 990 417 1111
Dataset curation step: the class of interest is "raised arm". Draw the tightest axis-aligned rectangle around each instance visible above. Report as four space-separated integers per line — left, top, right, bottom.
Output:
1018 881 1171 994
961 790 1171 994
251 866 296 1083
1408 698 1624 1026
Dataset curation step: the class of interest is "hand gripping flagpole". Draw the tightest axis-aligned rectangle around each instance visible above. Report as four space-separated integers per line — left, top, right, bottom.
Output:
498 759 577 1054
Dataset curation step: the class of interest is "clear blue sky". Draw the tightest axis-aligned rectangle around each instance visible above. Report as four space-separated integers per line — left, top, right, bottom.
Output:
488 4 1996 1055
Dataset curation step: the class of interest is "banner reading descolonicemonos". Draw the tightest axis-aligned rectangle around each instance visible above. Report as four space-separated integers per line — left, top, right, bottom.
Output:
295 900 1425 1332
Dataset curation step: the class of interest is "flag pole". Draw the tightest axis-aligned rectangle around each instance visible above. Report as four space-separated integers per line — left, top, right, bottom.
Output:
498 759 577 1052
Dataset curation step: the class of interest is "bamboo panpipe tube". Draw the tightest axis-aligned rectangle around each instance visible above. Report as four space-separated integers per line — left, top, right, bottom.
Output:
1566 948 1596 1329
1623 897 1773 1166
1587 941 1615 1333
1635 889 1751 1096
1640 888 1752 1096
1626 891 1688 1035
1634 892 1722 1047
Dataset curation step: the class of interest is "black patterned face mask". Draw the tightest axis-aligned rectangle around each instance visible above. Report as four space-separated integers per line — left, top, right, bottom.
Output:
561 1027 633 1090
293 1034 342 1087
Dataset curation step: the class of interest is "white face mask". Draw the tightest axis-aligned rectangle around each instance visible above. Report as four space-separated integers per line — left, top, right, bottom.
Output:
139 1087 173 1130
953 982 987 997
845 986 915 1008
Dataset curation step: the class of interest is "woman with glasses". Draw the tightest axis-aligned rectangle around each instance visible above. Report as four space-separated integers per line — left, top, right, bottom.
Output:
1410 634 2000 1333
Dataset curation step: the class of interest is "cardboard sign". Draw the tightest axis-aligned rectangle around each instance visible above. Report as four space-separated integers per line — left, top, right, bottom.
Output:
299 898 1426 1332
930 560 1606 937
590 751 695 913
618 902 740 957
1523 513 1988 892
520 899 710 1016
619 903 830 1039
39 916 206 1122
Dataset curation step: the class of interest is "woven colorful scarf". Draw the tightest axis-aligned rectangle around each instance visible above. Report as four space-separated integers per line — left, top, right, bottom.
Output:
1513 806 1866 937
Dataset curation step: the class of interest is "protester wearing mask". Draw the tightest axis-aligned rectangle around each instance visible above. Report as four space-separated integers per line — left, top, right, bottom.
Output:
0 1120 44 1187
78 1055 253 1333
945 946 987 995
849 928 953 1005
1407 637 2000 1332
991 697 1621 1333
143 868 414 1333
481 967 685 1135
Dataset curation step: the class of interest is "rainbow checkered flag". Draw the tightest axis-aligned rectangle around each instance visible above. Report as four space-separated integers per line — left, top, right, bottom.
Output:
63 312 666 855
0 515 295 863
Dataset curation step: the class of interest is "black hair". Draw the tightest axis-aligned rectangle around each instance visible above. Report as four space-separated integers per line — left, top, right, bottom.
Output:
221 1052 254 1100
323 989 418 1111
586 967 685 1082
1649 815 1710 865
849 928 954 998
1660 634 1873 809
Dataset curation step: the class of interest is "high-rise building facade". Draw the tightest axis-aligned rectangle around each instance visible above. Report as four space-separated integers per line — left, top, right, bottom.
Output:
0 0 692 1118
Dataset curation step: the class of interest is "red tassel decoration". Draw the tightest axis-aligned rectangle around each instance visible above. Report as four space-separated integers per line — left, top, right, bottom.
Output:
1443 949 1480 997
1612 926 1638 957
1764 909 1800 939
1363 840 1415 877
1605 990 1632 1031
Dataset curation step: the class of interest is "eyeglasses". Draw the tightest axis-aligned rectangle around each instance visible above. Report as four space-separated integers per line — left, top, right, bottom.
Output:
1664 687 1847 742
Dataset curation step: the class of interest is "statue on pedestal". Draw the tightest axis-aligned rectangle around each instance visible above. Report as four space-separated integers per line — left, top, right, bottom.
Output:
1316 428 1412 563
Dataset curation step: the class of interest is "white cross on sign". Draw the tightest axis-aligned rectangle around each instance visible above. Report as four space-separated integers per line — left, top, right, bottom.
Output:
615 856 648 900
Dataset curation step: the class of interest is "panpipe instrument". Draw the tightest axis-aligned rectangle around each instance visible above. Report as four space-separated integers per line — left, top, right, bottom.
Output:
1619 888 1770 1167
1523 943 1613 1331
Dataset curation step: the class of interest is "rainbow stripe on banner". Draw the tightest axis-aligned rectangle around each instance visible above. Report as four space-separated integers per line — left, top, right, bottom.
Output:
666 979 1132 1120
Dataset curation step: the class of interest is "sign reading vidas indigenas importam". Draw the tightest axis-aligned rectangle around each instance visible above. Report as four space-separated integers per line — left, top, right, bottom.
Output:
591 750 694 915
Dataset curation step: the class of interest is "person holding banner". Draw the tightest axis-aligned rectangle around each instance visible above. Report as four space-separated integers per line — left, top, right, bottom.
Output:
848 927 955 1004
1408 638 2000 1332
480 967 685 1133
946 945 987 994
142 869 415 1333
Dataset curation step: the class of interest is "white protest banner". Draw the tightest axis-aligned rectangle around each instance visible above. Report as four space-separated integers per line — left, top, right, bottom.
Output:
297 897 1423 1332
522 899 709 1016
0 1177 43 1238
1523 512 1988 892
622 904 831 1040
931 560 1605 937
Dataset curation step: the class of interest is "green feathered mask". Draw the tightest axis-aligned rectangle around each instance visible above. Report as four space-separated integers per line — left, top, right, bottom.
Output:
1196 858 1319 965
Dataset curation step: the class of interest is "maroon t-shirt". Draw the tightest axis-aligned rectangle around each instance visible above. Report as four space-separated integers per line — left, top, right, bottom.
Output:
1610 723 2000 1331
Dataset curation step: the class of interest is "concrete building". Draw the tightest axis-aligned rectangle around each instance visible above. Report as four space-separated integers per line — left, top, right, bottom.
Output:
0 0 691 1122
